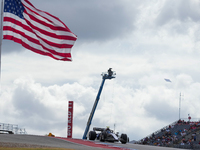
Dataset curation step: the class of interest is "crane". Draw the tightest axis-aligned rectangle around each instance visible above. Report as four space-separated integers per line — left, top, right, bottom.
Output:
82 68 116 139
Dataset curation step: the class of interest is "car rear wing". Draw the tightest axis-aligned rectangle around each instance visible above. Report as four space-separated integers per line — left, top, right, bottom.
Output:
93 127 105 131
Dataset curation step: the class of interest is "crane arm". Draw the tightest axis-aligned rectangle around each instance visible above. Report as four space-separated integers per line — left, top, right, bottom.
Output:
82 69 115 139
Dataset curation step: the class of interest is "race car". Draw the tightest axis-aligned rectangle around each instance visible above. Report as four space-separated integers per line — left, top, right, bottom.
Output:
88 127 128 144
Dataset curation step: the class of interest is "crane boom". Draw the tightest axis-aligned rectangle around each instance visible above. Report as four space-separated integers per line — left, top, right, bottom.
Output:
82 68 116 139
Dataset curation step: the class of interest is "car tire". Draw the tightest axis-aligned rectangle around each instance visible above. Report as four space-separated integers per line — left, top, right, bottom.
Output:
120 134 127 144
89 131 96 140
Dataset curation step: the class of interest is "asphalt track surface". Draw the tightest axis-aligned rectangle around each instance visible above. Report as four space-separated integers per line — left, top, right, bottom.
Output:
0 134 186 150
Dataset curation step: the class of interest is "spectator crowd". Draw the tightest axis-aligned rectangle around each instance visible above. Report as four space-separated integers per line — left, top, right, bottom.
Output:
137 119 200 149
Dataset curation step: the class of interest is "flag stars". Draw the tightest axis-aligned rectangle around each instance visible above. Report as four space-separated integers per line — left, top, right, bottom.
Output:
4 0 25 19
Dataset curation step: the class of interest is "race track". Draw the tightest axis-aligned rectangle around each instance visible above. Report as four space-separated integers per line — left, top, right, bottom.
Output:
0 134 185 150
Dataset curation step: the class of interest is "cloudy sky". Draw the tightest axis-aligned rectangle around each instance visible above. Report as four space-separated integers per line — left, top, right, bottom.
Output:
1 0 200 141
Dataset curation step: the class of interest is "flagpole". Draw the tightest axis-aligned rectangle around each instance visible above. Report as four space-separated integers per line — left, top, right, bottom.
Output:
0 0 4 82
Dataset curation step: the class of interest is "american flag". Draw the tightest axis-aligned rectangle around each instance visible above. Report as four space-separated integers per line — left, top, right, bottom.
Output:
3 0 77 61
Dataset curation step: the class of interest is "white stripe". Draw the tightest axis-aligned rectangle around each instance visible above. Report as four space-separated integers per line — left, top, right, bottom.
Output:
110 133 118 140
3 14 38 38
24 13 75 45
24 9 77 38
21 0 66 28
4 29 72 54
3 31 71 60
4 13 76 45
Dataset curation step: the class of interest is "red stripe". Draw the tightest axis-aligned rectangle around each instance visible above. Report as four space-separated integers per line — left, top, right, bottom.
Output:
24 9 72 33
3 35 72 61
38 36 73 49
23 0 72 32
3 26 40 46
24 13 76 41
4 18 74 49
55 137 129 150
3 26 72 58
4 17 33 33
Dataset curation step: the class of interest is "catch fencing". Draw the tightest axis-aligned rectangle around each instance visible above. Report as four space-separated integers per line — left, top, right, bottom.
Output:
0 123 26 134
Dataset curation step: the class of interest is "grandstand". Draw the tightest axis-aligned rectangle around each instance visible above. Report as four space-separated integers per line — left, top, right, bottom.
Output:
137 119 200 149
0 123 26 134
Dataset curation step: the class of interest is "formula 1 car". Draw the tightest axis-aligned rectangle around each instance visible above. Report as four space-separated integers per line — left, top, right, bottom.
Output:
88 127 128 144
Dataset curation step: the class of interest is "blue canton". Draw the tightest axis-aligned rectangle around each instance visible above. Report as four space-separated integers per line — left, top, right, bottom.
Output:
4 0 25 19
